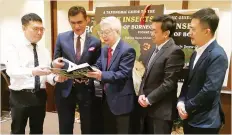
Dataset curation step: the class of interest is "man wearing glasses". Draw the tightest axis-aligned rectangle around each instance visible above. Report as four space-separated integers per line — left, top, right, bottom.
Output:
87 16 136 134
51 6 101 134
6 13 66 134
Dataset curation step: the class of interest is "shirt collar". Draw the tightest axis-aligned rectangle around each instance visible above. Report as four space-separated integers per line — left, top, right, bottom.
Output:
74 30 86 41
110 37 121 51
156 38 170 50
24 36 37 47
195 37 215 54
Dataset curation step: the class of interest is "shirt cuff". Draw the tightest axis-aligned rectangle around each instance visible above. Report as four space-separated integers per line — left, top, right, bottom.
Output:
177 101 187 113
146 98 151 105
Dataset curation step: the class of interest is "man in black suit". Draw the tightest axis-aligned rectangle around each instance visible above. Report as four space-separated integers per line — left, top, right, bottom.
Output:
177 8 228 134
138 15 185 134
52 6 101 134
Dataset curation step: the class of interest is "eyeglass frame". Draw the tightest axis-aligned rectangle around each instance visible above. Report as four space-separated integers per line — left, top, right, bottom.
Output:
97 28 115 37
30 26 45 33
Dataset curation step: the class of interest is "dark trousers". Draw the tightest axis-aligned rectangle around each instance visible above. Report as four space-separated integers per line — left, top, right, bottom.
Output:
129 96 143 134
102 98 130 134
140 114 173 134
10 89 47 134
183 121 220 134
56 87 102 134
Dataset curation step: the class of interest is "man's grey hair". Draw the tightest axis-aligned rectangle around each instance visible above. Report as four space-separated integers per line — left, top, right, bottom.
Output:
100 16 121 35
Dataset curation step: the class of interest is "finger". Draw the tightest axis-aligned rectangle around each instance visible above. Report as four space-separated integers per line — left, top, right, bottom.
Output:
139 99 146 106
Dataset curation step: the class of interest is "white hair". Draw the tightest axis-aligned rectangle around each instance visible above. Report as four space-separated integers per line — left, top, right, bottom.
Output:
100 16 121 35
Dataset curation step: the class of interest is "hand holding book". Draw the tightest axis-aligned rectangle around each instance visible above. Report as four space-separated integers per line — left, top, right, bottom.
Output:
50 58 95 79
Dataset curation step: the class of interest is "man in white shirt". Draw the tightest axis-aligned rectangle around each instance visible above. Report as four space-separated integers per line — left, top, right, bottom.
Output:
177 8 228 134
6 13 66 134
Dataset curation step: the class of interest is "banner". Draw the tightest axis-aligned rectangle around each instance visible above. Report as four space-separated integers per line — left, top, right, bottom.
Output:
169 12 195 81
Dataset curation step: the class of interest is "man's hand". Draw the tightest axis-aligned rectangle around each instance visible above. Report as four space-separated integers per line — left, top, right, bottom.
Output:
32 67 51 76
177 102 188 120
86 68 102 81
55 75 68 83
52 57 65 68
138 95 149 108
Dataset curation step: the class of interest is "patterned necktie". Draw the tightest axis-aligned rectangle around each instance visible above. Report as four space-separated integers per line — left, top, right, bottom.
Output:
76 36 81 60
147 47 159 68
107 47 113 68
32 43 40 92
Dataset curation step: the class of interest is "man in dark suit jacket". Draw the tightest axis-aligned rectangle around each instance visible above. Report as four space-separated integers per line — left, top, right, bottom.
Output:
177 8 228 134
138 15 185 134
87 16 136 134
52 6 101 134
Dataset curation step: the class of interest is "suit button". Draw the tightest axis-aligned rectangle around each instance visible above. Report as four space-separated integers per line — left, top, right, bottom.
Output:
188 85 190 88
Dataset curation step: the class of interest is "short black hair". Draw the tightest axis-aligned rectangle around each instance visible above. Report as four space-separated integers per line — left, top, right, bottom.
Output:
192 8 219 36
152 15 176 37
68 6 87 19
21 13 42 26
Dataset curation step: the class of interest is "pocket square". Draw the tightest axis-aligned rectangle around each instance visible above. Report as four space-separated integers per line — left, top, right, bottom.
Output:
88 47 95 51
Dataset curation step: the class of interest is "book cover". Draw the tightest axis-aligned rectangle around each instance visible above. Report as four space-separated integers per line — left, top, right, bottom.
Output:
51 58 94 79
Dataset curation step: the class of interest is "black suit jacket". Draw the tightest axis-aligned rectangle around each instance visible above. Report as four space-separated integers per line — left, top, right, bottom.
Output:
53 31 101 98
139 38 185 120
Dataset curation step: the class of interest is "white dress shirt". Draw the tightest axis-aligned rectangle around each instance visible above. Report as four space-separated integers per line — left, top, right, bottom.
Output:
6 34 55 91
177 37 216 113
74 31 86 55
192 37 215 69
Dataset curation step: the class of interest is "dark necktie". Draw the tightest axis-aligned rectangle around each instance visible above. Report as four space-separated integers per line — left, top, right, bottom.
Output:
32 43 40 92
107 47 113 68
190 51 197 69
76 36 81 60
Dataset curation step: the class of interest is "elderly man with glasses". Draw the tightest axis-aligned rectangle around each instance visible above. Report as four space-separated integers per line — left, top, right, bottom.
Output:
87 16 136 134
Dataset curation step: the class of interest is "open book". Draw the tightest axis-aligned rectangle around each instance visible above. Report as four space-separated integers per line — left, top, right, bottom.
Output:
51 58 94 79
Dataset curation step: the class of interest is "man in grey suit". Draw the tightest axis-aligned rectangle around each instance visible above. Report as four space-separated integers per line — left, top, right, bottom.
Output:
138 15 185 134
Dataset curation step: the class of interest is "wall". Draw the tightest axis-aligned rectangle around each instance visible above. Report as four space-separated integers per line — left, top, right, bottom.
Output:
56 0 130 34
140 0 182 10
57 1 89 34
0 0 51 64
93 0 130 9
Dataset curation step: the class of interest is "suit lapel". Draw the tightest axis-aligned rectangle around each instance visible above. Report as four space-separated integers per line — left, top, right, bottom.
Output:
77 33 91 64
107 40 121 70
103 47 108 71
145 39 173 78
187 41 216 83
67 32 76 62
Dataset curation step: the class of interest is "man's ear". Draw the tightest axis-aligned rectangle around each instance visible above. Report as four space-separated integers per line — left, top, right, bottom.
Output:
22 25 26 31
164 30 170 38
205 28 211 35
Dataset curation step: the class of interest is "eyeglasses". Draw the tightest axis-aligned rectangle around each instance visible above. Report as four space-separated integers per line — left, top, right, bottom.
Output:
97 29 113 37
31 27 45 32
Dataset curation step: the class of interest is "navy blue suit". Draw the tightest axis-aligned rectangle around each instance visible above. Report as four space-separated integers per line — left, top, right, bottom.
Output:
95 39 136 133
178 40 228 133
54 31 101 134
